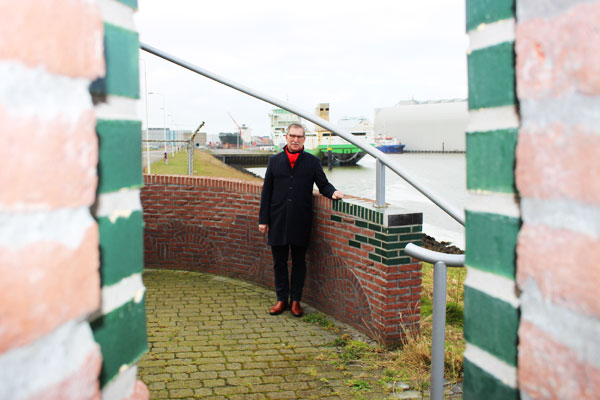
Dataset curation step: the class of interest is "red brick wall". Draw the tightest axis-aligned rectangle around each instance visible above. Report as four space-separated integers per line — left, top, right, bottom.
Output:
515 1 600 398
142 174 423 345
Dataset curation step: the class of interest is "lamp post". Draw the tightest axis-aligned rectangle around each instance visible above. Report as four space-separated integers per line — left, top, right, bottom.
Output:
149 91 167 165
168 114 175 156
140 59 151 174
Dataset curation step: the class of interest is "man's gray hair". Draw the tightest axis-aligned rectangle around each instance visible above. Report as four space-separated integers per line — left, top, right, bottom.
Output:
286 123 305 135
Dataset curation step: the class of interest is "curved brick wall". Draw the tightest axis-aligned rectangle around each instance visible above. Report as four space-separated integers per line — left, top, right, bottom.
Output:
142 174 423 345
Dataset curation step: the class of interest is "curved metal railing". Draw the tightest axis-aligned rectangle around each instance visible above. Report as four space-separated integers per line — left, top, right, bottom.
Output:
140 42 465 227
141 42 465 400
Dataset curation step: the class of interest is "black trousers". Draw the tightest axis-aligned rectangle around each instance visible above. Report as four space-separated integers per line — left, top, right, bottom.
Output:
271 244 307 302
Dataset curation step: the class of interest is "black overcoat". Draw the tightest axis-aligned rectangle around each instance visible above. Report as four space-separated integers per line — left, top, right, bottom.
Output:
259 148 337 246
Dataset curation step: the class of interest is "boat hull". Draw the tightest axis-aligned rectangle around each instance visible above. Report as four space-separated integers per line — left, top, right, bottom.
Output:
375 144 405 153
313 145 367 166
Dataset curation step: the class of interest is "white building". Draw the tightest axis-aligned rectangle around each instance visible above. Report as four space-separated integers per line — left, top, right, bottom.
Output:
374 99 468 152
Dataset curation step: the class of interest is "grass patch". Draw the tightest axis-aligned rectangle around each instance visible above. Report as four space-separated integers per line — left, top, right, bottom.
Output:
346 379 371 392
321 261 466 395
149 150 263 182
303 312 337 330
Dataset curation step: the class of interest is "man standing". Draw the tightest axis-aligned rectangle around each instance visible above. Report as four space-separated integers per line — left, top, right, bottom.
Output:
259 123 343 317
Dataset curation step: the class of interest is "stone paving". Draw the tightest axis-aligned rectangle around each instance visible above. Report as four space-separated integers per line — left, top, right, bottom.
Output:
137 269 440 399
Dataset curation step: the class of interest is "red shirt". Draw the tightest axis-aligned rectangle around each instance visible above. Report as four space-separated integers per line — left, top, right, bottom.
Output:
285 146 303 169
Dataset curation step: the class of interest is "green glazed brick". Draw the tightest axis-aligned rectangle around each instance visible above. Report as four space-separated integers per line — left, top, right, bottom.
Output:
92 298 148 387
368 223 382 232
90 24 139 98
465 211 520 279
355 234 369 244
466 0 515 32
375 248 398 258
98 211 144 286
382 242 405 250
412 226 422 232
383 257 412 266
468 42 515 110
399 233 423 241
467 129 518 193
348 240 361 249
97 119 142 193
385 226 411 234
332 201 339 211
368 253 382 263
463 358 518 400
117 0 138 9
464 286 518 366
367 238 382 247
375 232 399 242
330 215 342 222
355 220 368 228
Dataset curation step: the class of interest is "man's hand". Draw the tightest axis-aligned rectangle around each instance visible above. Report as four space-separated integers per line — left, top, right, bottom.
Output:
331 191 344 200
258 224 269 234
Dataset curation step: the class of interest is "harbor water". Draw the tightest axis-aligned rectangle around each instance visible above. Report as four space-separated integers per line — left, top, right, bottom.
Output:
247 152 467 250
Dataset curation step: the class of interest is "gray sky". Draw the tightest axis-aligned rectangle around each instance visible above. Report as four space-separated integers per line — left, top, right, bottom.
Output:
135 0 468 138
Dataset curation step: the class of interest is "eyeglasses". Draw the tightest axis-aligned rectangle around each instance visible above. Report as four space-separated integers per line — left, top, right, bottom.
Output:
288 134 305 139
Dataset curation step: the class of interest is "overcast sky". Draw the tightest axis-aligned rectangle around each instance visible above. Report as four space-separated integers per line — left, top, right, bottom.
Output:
135 0 468 138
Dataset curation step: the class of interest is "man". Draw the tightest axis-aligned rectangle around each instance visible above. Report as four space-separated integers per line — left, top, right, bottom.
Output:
259 123 343 317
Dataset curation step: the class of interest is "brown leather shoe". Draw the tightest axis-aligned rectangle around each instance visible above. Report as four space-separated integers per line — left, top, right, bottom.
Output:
290 301 303 317
269 301 287 315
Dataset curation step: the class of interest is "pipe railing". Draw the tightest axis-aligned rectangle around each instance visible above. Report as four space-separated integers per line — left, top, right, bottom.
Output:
404 243 465 400
140 42 466 399
140 42 465 226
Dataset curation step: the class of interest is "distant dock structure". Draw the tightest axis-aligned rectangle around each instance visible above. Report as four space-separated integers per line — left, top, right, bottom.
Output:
375 99 467 152
211 149 274 166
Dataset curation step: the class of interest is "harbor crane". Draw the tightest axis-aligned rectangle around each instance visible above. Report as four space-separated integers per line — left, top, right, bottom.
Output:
227 112 242 149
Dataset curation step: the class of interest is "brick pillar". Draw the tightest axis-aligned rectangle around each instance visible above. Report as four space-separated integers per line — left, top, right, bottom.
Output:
463 0 521 398
0 0 104 398
328 199 423 345
89 0 148 399
515 1 600 398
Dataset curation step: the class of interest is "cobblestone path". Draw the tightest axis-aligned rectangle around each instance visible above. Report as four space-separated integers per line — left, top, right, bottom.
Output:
137 269 391 399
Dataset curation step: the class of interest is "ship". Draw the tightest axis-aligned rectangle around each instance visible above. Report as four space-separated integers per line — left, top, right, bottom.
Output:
269 104 373 166
374 135 405 153
218 132 242 148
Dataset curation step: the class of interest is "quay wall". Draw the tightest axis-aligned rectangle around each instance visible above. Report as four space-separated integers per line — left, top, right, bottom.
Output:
141 174 424 346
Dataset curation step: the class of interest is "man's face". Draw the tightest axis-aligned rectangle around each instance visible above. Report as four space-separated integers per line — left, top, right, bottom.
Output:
286 127 305 152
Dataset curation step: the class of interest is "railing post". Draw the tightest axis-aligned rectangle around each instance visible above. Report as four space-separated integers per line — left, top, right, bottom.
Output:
375 159 385 207
187 140 193 175
431 260 448 400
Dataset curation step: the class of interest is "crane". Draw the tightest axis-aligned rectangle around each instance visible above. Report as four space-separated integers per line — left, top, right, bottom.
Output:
227 112 242 149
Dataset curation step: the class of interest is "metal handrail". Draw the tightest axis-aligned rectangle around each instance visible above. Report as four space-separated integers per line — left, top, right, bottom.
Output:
404 243 465 400
140 42 465 226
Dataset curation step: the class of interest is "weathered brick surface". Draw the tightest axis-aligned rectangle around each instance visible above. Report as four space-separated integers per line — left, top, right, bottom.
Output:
519 321 600 399
138 269 392 399
141 175 422 346
0 225 99 352
516 2 600 99
0 0 104 78
516 124 600 204
25 347 102 400
517 224 600 318
0 107 98 210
